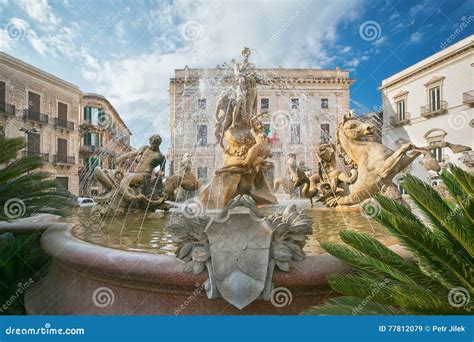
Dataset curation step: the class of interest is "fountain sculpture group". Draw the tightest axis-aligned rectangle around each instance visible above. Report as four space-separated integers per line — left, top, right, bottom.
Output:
87 48 470 310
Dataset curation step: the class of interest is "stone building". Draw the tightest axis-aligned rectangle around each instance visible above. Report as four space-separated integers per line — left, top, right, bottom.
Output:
169 67 354 184
380 35 474 186
79 93 133 196
0 52 82 196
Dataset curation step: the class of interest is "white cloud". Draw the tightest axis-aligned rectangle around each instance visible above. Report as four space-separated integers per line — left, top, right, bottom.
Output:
80 0 365 149
389 13 399 21
0 30 15 50
408 31 424 45
0 18 29 51
373 35 387 47
17 0 60 30
346 59 359 68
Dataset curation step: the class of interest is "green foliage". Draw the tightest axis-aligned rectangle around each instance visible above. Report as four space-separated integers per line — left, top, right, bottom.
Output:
0 135 74 220
0 135 73 314
0 232 51 315
303 164 473 315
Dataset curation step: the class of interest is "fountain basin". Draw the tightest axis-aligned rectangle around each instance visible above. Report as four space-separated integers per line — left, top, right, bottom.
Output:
25 223 408 315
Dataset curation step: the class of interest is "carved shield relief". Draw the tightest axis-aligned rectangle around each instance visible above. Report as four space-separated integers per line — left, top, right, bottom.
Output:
205 210 272 309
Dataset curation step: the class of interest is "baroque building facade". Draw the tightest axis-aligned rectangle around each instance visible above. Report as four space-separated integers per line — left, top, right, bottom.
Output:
79 93 133 196
381 35 473 186
0 52 82 196
0 52 133 197
169 67 354 184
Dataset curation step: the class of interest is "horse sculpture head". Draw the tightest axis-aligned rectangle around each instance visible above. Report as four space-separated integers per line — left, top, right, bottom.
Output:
339 116 375 141
335 115 376 167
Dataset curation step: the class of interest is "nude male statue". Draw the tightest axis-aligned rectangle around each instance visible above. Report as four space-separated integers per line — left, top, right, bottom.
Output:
94 134 166 202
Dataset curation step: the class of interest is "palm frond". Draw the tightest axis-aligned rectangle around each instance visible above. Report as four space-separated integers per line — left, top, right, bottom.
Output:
304 164 473 316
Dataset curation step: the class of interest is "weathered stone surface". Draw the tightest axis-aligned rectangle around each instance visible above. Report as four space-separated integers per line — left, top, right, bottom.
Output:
205 209 272 309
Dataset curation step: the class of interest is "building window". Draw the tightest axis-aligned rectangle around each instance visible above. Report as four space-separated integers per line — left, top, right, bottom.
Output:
430 141 443 162
83 132 100 146
321 98 329 109
197 124 207 146
58 102 68 120
290 124 301 144
85 157 100 171
197 167 208 179
28 91 40 113
0 81 5 104
56 176 69 190
198 98 207 110
291 98 299 109
57 137 68 157
261 98 269 110
424 128 447 163
429 86 441 111
84 106 100 125
28 132 41 154
320 123 330 144
98 108 107 127
396 99 406 120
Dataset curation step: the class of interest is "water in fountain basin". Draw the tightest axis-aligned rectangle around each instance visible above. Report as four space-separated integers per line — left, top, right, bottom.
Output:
70 204 398 256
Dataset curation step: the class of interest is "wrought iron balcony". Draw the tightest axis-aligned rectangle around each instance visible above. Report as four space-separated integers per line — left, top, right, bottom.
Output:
463 90 474 106
53 155 75 165
80 145 98 153
80 119 93 127
420 101 448 117
390 112 411 126
22 151 49 162
0 102 16 116
23 109 49 124
54 117 74 130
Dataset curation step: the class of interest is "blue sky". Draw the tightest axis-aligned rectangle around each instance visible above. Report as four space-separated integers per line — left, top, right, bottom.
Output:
0 0 472 151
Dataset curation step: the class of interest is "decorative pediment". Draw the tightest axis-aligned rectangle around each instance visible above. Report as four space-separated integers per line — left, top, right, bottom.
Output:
424 75 445 87
393 90 409 99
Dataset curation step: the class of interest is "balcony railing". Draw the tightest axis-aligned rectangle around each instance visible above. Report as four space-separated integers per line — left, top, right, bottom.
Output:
462 151 474 168
23 109 49 124
463 90 474 106
80 145 98 153
22 151 49 162
80 119 94 127
0 102 16 116
390 112 411 126
53 155 75 165
54 117 74 130
420 101 448 117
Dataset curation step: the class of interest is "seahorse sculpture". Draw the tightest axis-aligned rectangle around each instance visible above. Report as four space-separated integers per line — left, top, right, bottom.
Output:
322 115 422 207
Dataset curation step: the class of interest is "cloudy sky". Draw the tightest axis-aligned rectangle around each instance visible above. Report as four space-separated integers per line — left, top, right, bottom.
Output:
0 0 472 151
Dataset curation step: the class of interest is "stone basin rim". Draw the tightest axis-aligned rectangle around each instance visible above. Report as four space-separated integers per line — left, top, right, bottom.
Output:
39 223 409 289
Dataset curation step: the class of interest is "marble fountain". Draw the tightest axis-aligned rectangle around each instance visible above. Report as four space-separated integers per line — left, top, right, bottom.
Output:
25 48 466 315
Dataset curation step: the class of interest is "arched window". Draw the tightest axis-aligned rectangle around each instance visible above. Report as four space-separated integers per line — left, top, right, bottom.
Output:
424 128 447 162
